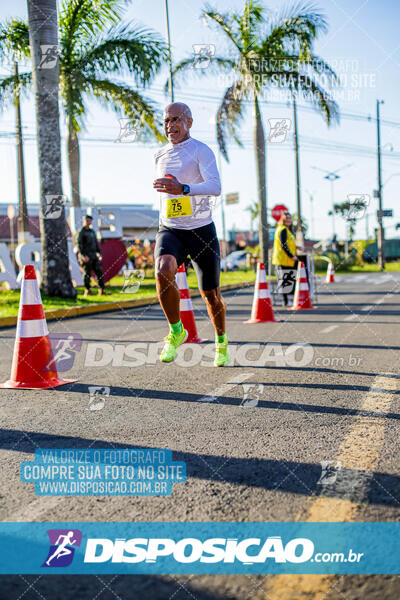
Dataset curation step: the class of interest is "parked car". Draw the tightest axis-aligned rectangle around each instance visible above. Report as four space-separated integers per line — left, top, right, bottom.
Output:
220 250 248 271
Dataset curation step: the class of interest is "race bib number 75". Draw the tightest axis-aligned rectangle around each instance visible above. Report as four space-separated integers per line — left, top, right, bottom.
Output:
165 196 192 218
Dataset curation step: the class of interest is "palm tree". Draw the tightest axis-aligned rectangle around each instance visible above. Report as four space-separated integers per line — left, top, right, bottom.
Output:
4 0 167 207
173 1 339 267
27 0 76 297
0 20 31 242
59 0 167 206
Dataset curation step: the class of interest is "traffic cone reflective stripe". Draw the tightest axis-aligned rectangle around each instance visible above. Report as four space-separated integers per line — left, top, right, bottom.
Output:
17 318 48 338
180 298 193 312
244 262 277 323
0 265 76 389
176 269 187 290
290 261 314 310
175 263 205 343
326 261 335 283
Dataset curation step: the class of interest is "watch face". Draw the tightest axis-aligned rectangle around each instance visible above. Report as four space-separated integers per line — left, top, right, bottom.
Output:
183 185 190 195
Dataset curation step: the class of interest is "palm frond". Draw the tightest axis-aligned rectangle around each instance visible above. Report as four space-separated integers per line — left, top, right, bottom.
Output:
275 69 339 125
77 23 167 87
202 5 242 52
303 53 338 82
83 77 165 142
262 1 327 57
167 54 237 95
236 0 264 52
216 79 248 161
0 19 30 61
0 72 32 110
59 0 123 61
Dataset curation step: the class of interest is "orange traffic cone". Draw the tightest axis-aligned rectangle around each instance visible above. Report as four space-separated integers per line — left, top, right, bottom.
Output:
290 261 314 310
0 265 76 389
325 261 335 283
244 262 277 323
175 263 205 343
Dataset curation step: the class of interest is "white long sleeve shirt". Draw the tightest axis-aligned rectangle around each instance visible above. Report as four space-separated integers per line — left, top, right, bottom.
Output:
154 136 221 230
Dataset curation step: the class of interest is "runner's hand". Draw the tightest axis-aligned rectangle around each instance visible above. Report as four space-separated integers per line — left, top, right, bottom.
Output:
82 255 89 263
153 174 183 195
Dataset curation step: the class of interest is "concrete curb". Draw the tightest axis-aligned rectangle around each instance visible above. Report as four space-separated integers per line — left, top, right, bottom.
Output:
0 280 255 329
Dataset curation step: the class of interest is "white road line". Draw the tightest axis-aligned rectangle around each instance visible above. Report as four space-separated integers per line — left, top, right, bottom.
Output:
344 313 358 321
361 305 373 311
374 298 385 304
197 372 253 403
320 325 338 334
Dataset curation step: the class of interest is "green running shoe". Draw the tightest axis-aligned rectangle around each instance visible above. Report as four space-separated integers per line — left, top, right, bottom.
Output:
214 339 230 367
160 327 188 363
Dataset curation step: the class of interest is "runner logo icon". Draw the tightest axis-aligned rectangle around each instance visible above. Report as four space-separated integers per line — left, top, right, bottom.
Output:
42 529 82 567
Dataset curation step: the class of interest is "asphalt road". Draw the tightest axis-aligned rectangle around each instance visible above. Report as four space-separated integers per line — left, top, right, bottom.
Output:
0 271 399 599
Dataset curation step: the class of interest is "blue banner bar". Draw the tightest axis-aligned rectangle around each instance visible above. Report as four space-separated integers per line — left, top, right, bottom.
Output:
0 522 398 574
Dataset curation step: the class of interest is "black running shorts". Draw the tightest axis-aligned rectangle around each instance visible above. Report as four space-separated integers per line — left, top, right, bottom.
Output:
154 221 221 291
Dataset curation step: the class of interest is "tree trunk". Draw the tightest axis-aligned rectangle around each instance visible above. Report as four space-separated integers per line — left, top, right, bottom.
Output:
14 61 30 243
27 0 76 298
68 117 81 207
253 93 269 269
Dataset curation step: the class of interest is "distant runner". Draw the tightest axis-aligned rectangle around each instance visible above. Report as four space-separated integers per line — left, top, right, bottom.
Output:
153 102 229 366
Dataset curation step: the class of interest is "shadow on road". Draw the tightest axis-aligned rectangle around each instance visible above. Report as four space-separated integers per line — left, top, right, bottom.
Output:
2 425 399 506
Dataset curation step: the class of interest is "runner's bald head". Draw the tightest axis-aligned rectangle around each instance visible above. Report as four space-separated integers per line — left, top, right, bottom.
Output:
163 102 193 144
164 102 192 120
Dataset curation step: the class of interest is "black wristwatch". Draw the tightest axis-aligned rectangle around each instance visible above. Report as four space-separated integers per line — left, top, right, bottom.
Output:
182 184 190 195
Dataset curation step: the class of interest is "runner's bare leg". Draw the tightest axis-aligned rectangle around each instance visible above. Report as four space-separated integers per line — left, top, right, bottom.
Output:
155 254 180 324
200 287 226 336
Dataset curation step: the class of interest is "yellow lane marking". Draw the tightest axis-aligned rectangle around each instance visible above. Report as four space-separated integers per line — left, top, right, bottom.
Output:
257 375 398 600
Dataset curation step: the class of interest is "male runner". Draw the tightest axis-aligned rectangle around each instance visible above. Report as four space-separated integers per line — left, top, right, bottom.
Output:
153 102 229 366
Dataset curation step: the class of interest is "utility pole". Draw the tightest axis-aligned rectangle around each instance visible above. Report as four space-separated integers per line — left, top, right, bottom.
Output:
376 99 385 270
292 93 304 248
164 0 174 102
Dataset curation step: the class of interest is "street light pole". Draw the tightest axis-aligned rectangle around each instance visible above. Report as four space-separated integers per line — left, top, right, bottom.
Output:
376 99 385 270
164 0 174 102
329 177 336 236
292 93 303 247
306 190 315 240
311 164 352 239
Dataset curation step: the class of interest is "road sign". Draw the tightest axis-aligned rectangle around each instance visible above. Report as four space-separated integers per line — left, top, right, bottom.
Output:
271 204 288 221
225 192 239 205
377 209 393 218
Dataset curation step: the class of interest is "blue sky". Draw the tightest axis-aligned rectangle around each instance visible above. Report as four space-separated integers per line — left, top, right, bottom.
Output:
1 0 400 241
